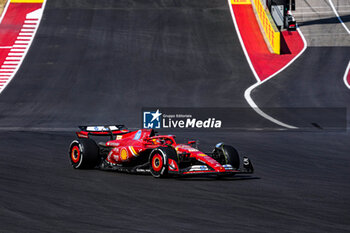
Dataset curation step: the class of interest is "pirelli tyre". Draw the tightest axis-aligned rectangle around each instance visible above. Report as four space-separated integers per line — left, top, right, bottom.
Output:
149 146 177 178
213 143 240 169
69 139 100 169
222 145 240 169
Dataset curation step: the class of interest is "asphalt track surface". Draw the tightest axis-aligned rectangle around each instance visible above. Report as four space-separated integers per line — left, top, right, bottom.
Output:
252 47 350 128
0 0 349 232
0 0 273 129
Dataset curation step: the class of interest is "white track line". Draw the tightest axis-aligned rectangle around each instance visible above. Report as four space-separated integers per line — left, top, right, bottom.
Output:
15 40 29 45
10 49 25 52
1 65 17 68
14 41 29 44
344 61 350 89
244 27 307 129
0 0 10 24
227 0 308 129
0 46 12 49
0 1 48 94
17 37 32 40
19 33 33 36
8 53 23 56
20 29 35 32
24 20 38 24
12 45 26 48
328 0 350 34
1 66 16 68
328 0 350 90
227 1 259 82
23 23 37 26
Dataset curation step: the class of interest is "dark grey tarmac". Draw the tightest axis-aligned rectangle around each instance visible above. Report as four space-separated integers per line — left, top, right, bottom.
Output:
0 0 349 232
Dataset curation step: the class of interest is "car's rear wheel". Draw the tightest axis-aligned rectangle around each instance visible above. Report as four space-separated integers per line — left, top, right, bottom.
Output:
69 139 100 169
149 146 177 178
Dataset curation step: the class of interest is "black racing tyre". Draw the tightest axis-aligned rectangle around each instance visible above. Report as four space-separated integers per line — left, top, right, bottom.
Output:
222 145 240 169
69 139 100 169
149 146 177 178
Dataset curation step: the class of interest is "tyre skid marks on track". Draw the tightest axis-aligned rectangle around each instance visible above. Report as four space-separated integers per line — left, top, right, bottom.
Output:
0 3 46 94
227 0 307 129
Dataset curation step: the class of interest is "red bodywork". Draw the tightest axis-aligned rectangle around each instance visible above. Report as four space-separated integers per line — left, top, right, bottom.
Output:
76 128 242 175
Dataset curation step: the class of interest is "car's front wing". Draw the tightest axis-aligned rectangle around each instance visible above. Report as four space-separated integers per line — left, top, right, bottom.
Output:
174 157 254 177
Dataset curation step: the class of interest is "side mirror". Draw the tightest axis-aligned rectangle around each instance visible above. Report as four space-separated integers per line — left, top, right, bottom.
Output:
188 140 199 149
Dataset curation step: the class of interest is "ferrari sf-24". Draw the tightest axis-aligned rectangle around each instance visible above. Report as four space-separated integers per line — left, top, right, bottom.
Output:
68 125 254 178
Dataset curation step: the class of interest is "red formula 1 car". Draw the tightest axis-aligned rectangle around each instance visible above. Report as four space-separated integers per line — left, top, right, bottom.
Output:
68 125 254 178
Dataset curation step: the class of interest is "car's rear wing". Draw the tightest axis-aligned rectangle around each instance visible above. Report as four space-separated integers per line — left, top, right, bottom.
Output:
76 125 129 139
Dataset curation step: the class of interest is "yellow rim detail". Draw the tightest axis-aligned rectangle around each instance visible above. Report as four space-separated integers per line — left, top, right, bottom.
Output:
11 0 44 3
231 0 251 4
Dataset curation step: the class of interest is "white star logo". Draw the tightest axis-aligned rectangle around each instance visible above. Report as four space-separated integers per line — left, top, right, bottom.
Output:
150 109 162 122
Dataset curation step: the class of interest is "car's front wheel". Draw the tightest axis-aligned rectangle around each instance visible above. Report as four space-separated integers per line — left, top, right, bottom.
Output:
212 143 240 169
222 145 240 169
